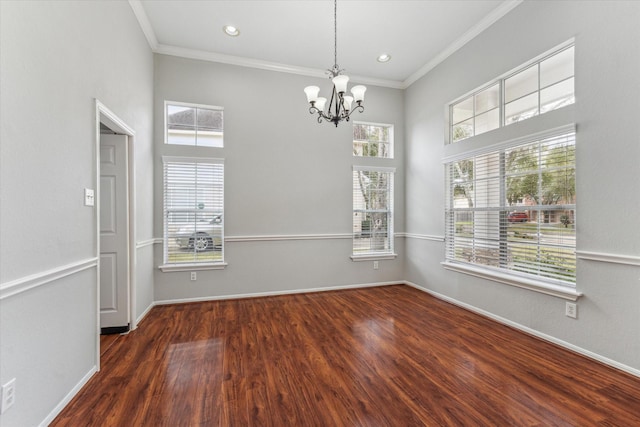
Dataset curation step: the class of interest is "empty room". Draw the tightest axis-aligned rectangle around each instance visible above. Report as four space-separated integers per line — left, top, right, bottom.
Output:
1 0 640 425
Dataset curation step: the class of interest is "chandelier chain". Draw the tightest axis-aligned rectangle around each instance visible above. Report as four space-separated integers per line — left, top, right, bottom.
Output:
334 0 337 68
303 0 366 127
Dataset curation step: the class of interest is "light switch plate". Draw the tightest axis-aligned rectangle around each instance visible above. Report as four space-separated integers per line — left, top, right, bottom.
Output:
84 188 95 207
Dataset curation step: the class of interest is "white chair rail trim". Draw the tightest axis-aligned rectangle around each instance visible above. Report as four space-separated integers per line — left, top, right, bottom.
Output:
400 232 446 242
136 238 162 249
576 250 640 266
0 257 98 300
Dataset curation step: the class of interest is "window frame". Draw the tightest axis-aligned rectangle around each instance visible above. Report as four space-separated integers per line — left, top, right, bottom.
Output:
160 156 226 272
351 165 396 260
448 40 575 144
352 121 395 159
442 126 580 300
164 100 224 148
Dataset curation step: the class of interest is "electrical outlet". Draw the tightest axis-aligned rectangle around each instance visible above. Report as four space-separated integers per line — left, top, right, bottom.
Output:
373 261 379 270
190 272 197 281
1 378 16 414
565 302 577 319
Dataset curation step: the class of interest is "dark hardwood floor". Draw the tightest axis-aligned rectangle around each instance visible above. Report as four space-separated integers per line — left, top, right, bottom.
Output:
99 333 121 358
52 285 640 426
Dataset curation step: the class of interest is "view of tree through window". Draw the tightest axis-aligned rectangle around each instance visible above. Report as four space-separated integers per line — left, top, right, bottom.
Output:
446 132 576 284
353 168 394 254
353 122 393 158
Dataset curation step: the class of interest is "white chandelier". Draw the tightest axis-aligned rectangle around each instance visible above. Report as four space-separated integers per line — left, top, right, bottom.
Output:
304 0 366 127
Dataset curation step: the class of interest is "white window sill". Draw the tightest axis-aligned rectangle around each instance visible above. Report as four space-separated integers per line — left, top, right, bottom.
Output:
351 253 397 262
159 263 227 272
441 261 582 301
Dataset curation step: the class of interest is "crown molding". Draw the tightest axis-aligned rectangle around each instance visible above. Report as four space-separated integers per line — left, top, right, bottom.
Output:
129 0 522 90
154 44 405 89
403 0 524 88
128 0 158 50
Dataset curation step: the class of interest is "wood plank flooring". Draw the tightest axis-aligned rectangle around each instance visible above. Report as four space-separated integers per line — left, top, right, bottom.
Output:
99 333 121 358
52 285 640 426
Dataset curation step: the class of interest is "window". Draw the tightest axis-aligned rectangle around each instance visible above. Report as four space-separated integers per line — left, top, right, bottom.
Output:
353 122 393 158
451 44 574 143
353 166 394 256
451 83 500 141
165 101 223 147
445 131 576 286
162 157 224 267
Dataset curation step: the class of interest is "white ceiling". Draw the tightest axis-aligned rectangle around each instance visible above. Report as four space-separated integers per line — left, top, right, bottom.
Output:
132 0 522 88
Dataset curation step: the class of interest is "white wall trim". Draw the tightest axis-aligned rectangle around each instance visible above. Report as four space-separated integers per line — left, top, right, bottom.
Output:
154 233 420 244
39 366 97 427
403 0 524 87
128 0 521 90
442 123 576 163
136 238 161 249
576 250 640 267
128 0 158 50
136 302 156 326
404 281 640 379
442 261 582 301
95 99 139 364
0 258 98 301
400 232 446 242
155 281 401 306
154 44 405 89
225 233 353 242
159 263 228 272
350 253 398 261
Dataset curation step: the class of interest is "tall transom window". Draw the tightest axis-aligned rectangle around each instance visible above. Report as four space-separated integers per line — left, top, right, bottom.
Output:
450 44 574 143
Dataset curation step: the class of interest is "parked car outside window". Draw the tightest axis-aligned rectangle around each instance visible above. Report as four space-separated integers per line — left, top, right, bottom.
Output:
175 214 222 251
507 211 529 223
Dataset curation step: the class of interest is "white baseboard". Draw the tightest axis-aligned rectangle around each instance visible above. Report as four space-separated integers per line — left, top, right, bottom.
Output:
403 281 640 379
155 281 401 306
135 302 156 327
39 366 97 427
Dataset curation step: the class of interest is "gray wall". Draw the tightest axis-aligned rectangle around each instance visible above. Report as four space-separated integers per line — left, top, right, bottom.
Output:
405 0 640 371
0 1 154 426
153 55 405 301
2 1 639 425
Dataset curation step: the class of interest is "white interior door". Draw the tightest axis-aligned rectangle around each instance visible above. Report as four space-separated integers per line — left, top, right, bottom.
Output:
99 134 130 332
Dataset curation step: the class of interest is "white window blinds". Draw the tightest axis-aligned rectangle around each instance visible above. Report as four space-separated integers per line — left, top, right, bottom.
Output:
445 132 576 285
353 166 394 255
163 157 224 265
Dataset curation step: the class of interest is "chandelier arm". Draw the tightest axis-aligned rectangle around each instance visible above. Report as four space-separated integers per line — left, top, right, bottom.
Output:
344 104 365 121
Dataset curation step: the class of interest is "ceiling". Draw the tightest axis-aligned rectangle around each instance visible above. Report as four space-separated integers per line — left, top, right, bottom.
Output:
132 0 522 88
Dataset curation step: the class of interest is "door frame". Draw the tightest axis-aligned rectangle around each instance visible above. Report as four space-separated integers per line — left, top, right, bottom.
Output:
95 99 137 370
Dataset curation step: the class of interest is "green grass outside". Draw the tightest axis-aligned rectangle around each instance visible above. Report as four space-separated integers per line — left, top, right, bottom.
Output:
167 251 223 263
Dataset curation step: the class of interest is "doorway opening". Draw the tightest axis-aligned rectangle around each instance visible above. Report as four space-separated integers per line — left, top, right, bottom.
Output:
95 100 137 370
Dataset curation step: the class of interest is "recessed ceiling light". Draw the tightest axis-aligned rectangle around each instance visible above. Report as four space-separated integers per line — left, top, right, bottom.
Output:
377 54 391 63
223 25 240 37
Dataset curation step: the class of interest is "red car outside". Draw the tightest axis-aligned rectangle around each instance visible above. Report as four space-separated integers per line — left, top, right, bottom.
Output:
507 211 529 223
